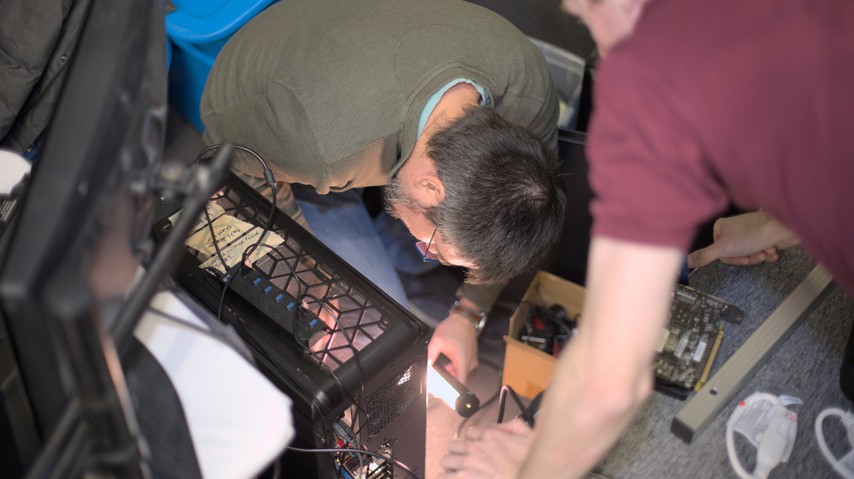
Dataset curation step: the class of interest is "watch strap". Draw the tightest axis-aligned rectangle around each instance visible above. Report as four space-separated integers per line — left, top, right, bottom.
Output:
449 300 487 336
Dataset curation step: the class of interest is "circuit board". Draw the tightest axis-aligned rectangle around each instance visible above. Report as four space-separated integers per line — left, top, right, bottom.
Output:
653 285 743 399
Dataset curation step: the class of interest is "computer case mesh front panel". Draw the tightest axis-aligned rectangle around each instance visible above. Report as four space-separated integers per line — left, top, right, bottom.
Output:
155 173 428 478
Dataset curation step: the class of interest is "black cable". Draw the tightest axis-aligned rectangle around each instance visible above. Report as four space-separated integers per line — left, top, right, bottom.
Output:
215 184 277 322
196 207 361 454
190 144 278 328
202 204 229 271
113 143 233 354
222 233 371 443
496 385 531 425
191 144 377 454
216 262 244 326
287 446 420 479
348 447 365 479
189 203 341 453
195 143 273 176
186 167 335 451
240 178 278 263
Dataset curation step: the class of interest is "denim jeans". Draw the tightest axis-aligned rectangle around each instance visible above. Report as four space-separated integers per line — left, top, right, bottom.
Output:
292 185 408 307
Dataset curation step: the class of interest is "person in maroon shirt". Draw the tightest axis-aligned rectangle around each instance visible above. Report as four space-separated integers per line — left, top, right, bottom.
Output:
439 0 854 477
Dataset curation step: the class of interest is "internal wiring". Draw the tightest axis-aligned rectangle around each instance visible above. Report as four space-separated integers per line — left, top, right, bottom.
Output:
215 183 277 322
287 446 420 479
222 233 373 439
190 144 392 471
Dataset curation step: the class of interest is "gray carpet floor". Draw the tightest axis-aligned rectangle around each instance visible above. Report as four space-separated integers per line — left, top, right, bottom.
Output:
597 247 854 479
427 247 854 479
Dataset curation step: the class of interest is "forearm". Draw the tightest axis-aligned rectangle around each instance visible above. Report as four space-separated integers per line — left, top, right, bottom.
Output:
519 237 683 478
427 282 504 382
522 360 653 477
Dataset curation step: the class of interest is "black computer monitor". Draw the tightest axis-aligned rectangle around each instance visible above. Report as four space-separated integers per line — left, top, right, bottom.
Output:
0 0 168 476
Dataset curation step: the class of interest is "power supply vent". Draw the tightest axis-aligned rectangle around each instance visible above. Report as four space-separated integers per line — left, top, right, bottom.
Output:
366 361 422 436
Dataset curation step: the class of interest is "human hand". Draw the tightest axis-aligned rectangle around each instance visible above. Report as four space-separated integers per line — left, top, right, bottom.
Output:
437 418 533 479
428 313 479 384
687 211 800 269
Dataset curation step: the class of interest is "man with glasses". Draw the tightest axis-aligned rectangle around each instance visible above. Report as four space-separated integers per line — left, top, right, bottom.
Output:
200 0 567 382
415 229 440 263
439 0 854 477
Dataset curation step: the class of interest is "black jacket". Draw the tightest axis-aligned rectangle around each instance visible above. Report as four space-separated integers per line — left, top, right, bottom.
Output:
0 0 92 153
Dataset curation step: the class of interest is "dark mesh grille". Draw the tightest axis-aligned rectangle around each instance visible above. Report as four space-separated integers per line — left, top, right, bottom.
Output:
366 362 422 436
183 184 394 372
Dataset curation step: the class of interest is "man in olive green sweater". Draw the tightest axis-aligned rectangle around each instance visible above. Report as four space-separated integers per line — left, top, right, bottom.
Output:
200 0 566 382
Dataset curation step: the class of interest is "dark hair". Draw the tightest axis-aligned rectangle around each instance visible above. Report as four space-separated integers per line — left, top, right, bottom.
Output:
427 106 566 284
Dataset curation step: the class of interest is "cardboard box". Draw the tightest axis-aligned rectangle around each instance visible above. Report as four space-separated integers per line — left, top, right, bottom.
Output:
502 271 585 399
502 271 736 401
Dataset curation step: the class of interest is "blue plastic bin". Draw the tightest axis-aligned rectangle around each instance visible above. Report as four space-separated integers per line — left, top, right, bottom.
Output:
166 0 278 132
167 38 227 132
166 39 172 72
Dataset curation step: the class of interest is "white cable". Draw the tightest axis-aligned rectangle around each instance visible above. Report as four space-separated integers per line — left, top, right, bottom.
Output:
815 407 854 479
726 393 797 479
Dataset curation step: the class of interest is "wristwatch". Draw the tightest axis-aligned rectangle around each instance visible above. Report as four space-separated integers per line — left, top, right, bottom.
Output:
449 299 488 337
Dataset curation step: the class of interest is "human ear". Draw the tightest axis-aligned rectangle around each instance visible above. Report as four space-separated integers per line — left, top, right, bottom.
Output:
417 176 445 206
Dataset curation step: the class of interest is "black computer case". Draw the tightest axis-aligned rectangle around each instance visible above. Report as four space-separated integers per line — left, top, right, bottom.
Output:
154 172 428 478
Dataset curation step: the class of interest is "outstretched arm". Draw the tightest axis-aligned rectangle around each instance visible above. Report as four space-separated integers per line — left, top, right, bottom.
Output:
688 211 799 269
440 237 683 478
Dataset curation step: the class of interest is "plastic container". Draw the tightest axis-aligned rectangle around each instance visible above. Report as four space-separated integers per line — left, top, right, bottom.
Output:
167 38 225 131
165 0 278 132
166 0 275 44
528 37 586 131
166 39 172 72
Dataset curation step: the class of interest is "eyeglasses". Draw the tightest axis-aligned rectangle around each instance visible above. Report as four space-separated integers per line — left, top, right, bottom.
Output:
415 227 440 263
